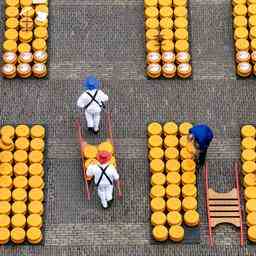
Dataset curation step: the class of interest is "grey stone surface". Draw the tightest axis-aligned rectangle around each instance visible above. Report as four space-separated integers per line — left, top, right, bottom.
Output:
1 0 256 255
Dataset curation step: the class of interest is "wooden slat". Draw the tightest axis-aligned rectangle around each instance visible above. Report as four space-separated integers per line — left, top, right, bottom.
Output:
209 199 238 206
209 206 239 211
208 188 237 200
210 217 241 228
210 211 240 217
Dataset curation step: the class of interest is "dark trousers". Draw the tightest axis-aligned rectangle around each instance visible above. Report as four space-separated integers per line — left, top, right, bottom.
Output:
197 150 207 169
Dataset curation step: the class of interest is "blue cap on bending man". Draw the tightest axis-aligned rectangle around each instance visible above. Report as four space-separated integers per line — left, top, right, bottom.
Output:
188 124 214 169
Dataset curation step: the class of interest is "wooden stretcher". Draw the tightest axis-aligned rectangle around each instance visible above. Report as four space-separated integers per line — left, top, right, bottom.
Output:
75 111 120 200
204 161 244 247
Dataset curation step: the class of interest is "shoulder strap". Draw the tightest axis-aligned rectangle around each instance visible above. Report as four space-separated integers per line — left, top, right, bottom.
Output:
84 90 103 109
96 165 113 186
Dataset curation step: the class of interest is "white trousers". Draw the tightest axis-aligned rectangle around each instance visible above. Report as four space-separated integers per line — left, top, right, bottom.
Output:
85 111 101 131
97 184 113 208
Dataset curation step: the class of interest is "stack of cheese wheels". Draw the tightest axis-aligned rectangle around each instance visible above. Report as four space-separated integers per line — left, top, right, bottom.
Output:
144 0 192 78
232 0 256 76
83 139 116 181
241 124 256 243
1 0 48 78
0 124 45 245
148 121 199 242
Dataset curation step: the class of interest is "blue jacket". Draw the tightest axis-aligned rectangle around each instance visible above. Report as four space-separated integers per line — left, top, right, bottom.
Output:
189 124 213 151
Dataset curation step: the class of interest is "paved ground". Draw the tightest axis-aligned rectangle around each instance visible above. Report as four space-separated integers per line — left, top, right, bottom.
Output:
1 0 256 255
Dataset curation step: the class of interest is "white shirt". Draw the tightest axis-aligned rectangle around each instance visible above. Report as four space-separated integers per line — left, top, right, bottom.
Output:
77 89 108 113
87 163 119 186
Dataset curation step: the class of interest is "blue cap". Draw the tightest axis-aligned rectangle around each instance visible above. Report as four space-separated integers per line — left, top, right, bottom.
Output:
83 75 100 90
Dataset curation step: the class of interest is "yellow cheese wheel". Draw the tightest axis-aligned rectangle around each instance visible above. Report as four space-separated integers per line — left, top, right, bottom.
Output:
19 17 34 30
164 135 178 148
11 214 26 228
248 0 256 3
29 163 44 176
246 199 256 213
244 186 256 200
34 26 48 40
29 188 44 202
3 39 17 52
14 163 28 176
151 211 166 225
2 136 13 146
150 185 165 198
233 16 247 28
151 197 166 212
165 147 179 160
28 176 44 189
249 15 256 28
5 6 19 18
145 7 159 18
14 150 28 163
182 172 196 185
0 176 12 189
6 17 19 29
12 201 27 215
20 0 32 6
160 17 173 29
242 161 256 175
234 27 249 40
184 210 200 227
163 122 178 135
0 215 10 228
151 173 166 186
28 201 44 215
248 225 256 242
15 124 30 137
11 227 25 244
232 0 246 4
0 188 11 201
12 188 27 202
249 4 256 16
5 0 19 7
166 171 181 185
241 137 256 150
179 122 193 135
152 225 168 241
169 225 184 242
179 135 188 148
150 159 165 173
160 7 173 18
149 147 164 160
0 125 15 137
159 0 172 7
247 212 256 226
182 184 197 198
20 6 35 17
145 18 159 29
175 28 188 40
161 40 174 52
233 4 247 16
174 17 188 29
31 125 45 138
166 159 180 172
235 39 250 51
167 211 182 225
147 122 162 135
144 0 157 7
146 40 160 52
244 174 256 187
0 228 10 245
146 29 159 41
241 125 256 137
15 137 30 151
250 26 256 39
18 43 31 53
29 151 44 164
0 163 13 176
181 159 196 172
182 197 197 211
27 214 42 228
5 29 18 41
180 147 194 160
27 227 43 244
166 184 181 198
148 135 163 148
173 0 187 6
0 202 11 215
19 30 33 43
174 6 187 17
241 149 256 162
166 197 181 211
35 4 48 14
0 151 13 163
160 29 173 41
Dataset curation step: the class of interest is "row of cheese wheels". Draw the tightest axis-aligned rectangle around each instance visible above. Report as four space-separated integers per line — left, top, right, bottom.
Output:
232 0 256 76
240 124 256 243
2 0 48 78
144 0 192 78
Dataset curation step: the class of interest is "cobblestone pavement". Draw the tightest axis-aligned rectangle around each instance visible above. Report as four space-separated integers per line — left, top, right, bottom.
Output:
1 0 256 255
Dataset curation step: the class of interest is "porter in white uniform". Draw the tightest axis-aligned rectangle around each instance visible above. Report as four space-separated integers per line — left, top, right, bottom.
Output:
77 75 108 134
